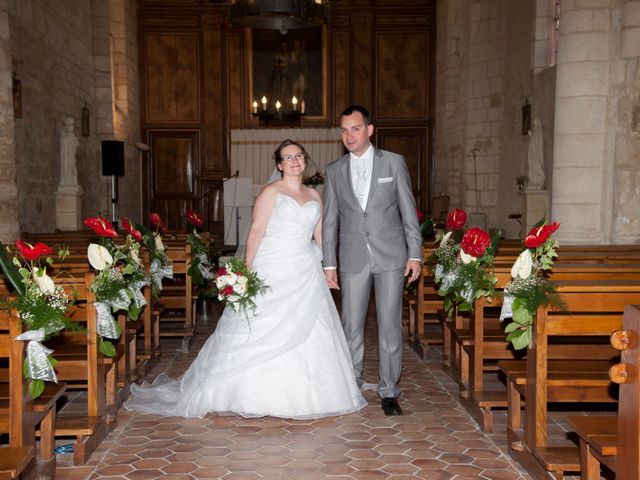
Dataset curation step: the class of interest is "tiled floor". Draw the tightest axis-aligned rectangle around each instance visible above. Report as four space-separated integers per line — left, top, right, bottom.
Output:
54 305 532 480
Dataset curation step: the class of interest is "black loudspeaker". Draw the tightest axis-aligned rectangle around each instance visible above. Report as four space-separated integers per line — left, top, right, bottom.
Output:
101 140 125 176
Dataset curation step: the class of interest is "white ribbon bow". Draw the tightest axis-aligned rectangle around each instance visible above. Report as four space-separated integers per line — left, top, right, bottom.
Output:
16 328 58 383
93 302 121 339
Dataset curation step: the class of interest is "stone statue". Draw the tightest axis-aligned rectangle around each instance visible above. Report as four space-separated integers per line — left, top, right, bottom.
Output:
59 117 79 189
527 117 545 189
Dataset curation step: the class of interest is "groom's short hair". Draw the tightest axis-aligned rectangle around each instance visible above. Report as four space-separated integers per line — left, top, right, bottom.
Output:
341 105 371 125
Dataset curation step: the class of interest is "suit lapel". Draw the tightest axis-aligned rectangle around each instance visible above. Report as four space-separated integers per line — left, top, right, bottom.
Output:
339 154 361 209
365 148 384 212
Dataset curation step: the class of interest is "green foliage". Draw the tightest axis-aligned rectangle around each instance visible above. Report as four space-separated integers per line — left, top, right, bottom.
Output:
0 241 25 295
99 338 116 357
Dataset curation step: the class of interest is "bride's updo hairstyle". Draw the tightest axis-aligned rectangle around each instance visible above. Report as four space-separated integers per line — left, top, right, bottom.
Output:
273 139 310 176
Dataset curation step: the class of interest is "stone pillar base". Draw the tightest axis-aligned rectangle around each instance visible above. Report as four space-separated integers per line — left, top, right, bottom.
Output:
521 188 550 235
56 188 83 231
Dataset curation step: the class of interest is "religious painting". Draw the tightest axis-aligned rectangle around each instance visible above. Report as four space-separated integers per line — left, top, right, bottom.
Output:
247 26 327 121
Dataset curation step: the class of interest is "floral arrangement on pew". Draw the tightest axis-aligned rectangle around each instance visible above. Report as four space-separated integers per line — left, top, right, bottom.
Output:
185 209 219 300
214 257 268 328
0 240 79 398
84 216 148 357
404 208 435 297
144 212 173 300
302 171 325 187
429 208 500 318
501 219 563 350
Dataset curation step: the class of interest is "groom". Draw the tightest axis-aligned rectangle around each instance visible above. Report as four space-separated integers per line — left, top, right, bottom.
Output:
322 105 422 416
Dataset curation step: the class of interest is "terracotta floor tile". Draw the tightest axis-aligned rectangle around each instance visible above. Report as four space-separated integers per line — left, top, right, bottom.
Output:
55 313 536 480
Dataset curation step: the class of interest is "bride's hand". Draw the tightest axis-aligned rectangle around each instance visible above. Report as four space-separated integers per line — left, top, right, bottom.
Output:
324 269 340 290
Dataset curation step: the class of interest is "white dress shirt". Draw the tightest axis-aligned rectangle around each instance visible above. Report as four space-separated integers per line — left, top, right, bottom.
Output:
350 144 374 211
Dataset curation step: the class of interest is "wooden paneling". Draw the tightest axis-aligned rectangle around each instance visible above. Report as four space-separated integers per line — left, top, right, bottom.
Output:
144 33 200 122
351 13 373 111
376 126 428 209
226 32 244 129
331 31 350 124
375 31 429 122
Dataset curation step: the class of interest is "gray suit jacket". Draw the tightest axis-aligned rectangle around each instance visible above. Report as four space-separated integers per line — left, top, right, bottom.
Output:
322 147 422 274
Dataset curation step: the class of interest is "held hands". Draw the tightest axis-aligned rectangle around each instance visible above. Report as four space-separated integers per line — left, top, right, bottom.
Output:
324 269 340 290
404 259 422 283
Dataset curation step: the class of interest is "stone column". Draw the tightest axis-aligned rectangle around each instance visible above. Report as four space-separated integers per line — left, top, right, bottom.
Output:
0 10 19 242
551 0 613 244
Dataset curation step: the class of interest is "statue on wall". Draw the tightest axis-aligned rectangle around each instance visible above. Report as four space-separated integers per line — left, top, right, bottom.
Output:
527 117 545 189
59 117 80 189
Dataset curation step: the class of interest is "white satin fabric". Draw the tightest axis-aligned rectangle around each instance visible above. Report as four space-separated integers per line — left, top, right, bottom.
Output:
125 194 367 419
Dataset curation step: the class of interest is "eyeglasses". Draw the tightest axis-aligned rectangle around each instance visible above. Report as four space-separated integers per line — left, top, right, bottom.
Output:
282 152 305 162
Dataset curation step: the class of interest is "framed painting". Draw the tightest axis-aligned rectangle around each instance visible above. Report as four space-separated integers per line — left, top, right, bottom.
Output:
246 26 327 122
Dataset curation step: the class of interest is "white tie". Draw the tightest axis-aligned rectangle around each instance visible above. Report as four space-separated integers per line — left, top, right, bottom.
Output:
354 157 367 209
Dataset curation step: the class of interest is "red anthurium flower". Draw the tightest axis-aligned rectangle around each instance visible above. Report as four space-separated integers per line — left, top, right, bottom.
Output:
446 208 467 230
217 267 228 276
149 212 162 227
186 209 204 228
524 221 560 248
222 285 234 296
122 217 143 242
460 227 491 258
416 209 424 224
14 240 53 261
84 216 118 238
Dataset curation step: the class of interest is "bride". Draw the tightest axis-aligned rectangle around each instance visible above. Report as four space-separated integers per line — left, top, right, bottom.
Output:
124 139 367 419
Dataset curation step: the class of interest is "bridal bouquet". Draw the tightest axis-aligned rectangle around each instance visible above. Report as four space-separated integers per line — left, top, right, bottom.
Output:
214 257 268 318
501 219 564 350
0 240 78 398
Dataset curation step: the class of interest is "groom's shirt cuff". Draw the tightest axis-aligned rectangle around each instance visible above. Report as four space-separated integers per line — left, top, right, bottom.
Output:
323 267 337 270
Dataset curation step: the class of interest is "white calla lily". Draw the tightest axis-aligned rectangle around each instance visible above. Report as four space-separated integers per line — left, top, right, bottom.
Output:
33 270 55 295
511 249 533 279
87 243 113 271
155 235 165 252
440 231 452 247
460 249 477 264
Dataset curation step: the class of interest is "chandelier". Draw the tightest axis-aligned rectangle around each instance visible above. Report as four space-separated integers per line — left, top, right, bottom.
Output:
229 0 329 32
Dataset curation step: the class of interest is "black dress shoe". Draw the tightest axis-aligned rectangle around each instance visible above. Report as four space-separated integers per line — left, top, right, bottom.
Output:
381 397 403 416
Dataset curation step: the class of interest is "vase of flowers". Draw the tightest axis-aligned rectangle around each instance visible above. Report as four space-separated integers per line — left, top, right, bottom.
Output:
501 219 563 350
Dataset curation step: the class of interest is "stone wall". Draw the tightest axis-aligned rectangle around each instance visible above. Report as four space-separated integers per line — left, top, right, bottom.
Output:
435 0 533 238
3 0 140 235
0 9 18 243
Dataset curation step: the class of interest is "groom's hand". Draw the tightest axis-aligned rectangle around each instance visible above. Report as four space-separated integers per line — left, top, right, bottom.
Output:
324 269 340 290
404 259 422 283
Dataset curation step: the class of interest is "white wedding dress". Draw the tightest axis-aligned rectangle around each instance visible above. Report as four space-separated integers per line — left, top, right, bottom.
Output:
125 193 367 419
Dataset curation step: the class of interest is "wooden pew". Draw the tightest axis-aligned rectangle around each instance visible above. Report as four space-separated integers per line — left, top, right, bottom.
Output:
568 304 640 480
156 243 195 352
447 263 640 432
43 274 115 466
0 309 66 479
499 281 640 479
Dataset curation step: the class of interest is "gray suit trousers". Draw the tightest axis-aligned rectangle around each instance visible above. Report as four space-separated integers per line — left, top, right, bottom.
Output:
340 254 404 399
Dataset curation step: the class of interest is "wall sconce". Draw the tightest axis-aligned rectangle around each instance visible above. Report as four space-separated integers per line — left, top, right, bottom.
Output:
516 175 527 191
252 95 305 126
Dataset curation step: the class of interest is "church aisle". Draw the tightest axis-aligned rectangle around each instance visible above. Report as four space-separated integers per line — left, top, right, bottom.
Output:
56 307 529 480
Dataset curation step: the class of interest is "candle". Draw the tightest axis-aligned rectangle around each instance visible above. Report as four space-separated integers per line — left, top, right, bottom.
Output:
261 96 267 111
292 96 298 111
252 101 258 114
275 100 281 112
300 100 306 115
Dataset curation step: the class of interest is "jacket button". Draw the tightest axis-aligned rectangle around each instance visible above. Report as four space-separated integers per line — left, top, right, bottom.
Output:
365 232 370 237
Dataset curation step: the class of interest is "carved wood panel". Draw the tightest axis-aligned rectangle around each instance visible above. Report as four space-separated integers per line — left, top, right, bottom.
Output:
375 126 429 209
375 31 429 122
331 31 350 124
144 33 200 123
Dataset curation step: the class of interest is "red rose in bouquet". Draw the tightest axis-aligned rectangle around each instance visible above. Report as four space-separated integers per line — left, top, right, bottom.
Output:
416 208 424 224
122 217 143 242
460 227 491 258
446 208 467 230
524 221 560 248
14 240 53 261
149 212 167 232
186 209 204 228
84 216 118 239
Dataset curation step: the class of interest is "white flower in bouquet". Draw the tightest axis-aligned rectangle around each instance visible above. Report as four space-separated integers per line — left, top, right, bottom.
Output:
33 269 55 295
459 250 477 264
87 243 113 271
216 276 227 289
511 249 533 279
130 246 141 266
154 235 165 252
233 282 247 296
225 272 238 285
440 231 452 247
